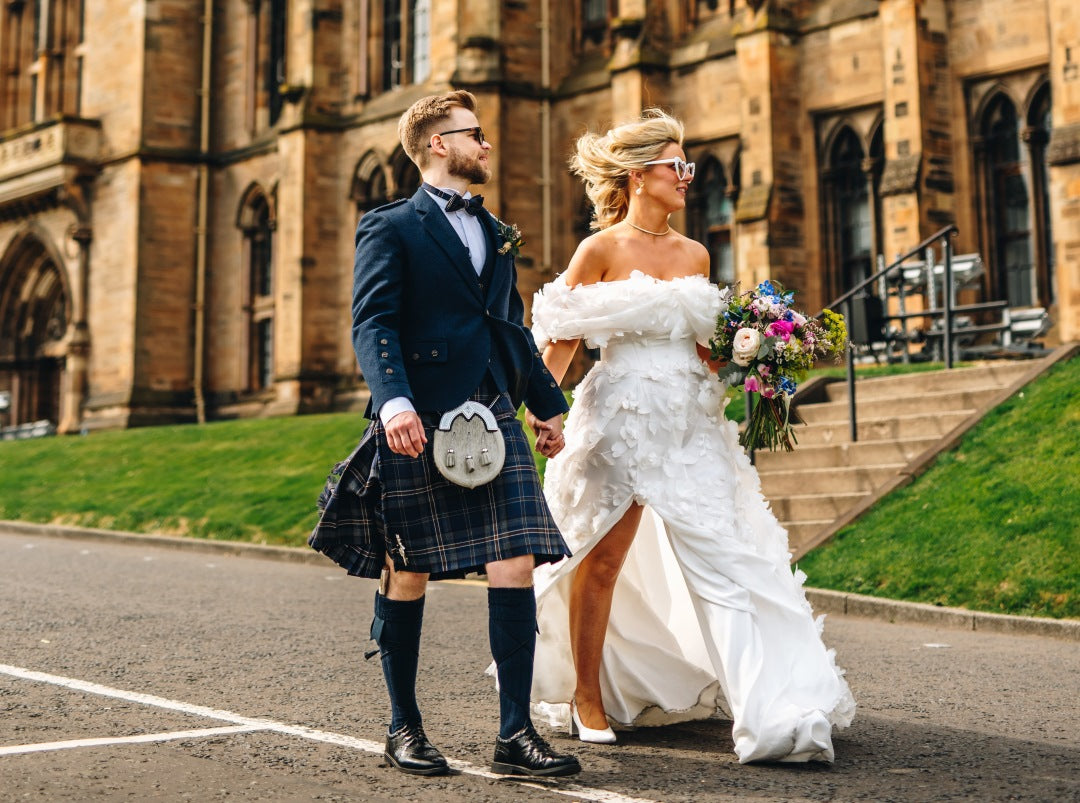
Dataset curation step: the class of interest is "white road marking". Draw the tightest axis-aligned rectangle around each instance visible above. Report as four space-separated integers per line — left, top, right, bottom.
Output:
0 664 658 803
0 725 265 756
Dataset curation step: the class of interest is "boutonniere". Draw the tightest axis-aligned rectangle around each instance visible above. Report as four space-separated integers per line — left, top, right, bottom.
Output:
496 219 525 257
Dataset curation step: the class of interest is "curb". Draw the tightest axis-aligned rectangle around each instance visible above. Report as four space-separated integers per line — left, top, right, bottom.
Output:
804 588 1079 642
4 519 1078 642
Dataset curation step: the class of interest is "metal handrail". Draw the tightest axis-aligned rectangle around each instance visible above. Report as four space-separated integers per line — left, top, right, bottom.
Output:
818 224 959 443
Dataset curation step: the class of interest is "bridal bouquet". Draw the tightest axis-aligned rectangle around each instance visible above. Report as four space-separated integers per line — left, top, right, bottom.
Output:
710 280 847 451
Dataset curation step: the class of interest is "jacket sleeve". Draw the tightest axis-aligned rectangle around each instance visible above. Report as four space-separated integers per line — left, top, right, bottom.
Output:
352 211 413 415
507 259 569 422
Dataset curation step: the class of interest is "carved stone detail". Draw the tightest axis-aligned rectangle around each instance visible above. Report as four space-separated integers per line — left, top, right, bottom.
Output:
880 154 922 197
1047 123 1080 166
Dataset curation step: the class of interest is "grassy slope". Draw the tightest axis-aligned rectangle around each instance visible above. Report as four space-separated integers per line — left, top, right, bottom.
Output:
798 356 1079 619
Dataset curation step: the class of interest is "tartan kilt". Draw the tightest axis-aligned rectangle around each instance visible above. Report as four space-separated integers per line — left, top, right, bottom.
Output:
308 388 570 580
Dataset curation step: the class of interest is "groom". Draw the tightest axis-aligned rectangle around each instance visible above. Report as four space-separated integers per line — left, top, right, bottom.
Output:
309 90 579 778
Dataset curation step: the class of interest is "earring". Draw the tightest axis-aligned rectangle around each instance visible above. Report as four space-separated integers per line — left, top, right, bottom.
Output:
635 183 643 196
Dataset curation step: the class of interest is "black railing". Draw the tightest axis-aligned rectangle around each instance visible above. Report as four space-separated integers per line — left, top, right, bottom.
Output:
819 224 959 443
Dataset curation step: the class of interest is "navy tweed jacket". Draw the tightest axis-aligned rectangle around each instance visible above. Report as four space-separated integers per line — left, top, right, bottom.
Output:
352 187 568 422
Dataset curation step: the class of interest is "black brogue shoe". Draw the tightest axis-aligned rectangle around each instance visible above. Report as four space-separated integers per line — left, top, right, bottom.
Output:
492 724 582 777
384 723 449 776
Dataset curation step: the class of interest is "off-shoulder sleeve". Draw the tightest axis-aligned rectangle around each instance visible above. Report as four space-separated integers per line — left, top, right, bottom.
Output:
679 280 725 346
531 276 664 350
532 273 727 350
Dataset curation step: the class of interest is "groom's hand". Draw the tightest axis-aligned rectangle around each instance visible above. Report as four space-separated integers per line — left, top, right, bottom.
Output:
531 413 565 459
385 411 427 458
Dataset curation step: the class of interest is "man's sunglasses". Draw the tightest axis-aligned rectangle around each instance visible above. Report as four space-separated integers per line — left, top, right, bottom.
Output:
427 127 486 147
643 157 696 181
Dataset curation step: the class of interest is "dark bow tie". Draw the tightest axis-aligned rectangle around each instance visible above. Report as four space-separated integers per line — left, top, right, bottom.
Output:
424 184 485 216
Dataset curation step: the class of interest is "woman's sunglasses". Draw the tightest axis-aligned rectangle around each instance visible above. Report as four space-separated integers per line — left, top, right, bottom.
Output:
643 157 696 181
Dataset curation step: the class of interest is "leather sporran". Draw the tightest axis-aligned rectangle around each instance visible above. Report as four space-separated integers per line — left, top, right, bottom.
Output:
432 400 506 489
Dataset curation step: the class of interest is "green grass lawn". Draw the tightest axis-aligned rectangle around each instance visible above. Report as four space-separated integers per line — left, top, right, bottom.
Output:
1 359 1075 618
798 356 1079 619
0 413 368 545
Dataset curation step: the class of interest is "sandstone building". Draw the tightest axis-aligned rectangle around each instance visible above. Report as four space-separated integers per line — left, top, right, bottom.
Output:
0 0 1076 432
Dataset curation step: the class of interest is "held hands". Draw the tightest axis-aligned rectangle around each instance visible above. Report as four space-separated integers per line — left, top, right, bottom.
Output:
385 410 428 457
526 411 566 459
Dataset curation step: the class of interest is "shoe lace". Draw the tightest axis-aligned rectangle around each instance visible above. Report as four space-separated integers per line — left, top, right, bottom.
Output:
524 726 553 752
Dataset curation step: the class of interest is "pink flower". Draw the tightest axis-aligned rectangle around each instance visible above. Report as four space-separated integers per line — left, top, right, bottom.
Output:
765 320 795 340
761 386 776 399
744 375 761 393
758 364 771 377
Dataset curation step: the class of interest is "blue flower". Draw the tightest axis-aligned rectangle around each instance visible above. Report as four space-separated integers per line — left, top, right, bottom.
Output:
779 376 797 395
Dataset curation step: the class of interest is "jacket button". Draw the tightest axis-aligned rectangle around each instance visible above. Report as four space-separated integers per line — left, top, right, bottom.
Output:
412 353 420 360
550 381 557 388
381 351 389 358
380 338 388 345
386 368 394 375
431 349 439 358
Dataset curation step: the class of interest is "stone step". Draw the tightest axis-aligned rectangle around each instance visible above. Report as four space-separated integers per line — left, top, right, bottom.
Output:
765 492 868 521
754 437 940 471
796 387 1001 424
781 520 831 550
790 410 973 445
820 361 1031 403
758 464 904 495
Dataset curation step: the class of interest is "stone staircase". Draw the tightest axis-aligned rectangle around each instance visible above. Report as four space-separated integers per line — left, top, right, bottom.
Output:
755 360 1037 558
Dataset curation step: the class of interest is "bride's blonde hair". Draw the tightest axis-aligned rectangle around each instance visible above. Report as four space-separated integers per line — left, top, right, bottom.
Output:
570 109 685 231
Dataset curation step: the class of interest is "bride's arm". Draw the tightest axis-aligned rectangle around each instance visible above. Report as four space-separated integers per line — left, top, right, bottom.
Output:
541 235 608 383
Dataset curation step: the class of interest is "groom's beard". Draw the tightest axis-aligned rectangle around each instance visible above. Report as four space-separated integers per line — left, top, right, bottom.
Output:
447 146 490 185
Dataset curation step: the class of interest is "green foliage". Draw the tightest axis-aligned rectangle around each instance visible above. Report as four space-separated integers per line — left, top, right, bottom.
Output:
799 357 1080 619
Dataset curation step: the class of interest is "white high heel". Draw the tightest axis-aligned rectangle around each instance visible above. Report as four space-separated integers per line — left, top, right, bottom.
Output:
570 702 617 744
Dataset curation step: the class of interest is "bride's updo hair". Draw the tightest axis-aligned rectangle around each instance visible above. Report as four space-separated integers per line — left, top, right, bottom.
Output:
570 109 685 231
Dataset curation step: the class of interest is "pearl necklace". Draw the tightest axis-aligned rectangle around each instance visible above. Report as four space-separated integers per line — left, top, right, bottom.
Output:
625 219 671 237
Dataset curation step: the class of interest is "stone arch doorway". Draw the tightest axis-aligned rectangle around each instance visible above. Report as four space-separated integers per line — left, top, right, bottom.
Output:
0 233 72 430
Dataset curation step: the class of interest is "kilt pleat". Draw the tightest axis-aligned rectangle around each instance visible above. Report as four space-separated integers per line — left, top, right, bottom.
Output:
308 389 570 580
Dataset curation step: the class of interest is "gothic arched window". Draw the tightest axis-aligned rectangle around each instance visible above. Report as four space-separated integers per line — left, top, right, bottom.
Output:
827 127 872 297
238 188 276 392
691 155 738 285
0 234 69 427
352 151 389 215
1027 84 1054 306
390 148 421 199
982 95 1034 307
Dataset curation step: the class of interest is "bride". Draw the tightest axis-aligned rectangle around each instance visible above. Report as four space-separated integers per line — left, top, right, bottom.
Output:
524 111 855 763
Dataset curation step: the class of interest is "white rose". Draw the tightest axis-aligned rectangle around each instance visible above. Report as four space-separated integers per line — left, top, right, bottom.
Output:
731 327 763 366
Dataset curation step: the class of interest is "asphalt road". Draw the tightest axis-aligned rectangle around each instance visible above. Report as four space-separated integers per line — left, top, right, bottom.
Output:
1 530 1077 802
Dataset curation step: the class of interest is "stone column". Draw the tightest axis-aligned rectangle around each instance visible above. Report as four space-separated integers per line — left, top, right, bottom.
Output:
877 0 955 262
57 223 92 434
732 7 804 293
1047 0 1080 342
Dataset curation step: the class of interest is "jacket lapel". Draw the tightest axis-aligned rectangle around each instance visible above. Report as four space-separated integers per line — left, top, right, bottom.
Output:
411 188 485 303
479 210 503 302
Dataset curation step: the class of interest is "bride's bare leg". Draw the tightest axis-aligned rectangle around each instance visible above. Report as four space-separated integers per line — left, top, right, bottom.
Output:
569 502 644 731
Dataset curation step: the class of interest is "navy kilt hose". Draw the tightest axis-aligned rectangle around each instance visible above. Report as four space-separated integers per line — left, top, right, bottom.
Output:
309 387 569 580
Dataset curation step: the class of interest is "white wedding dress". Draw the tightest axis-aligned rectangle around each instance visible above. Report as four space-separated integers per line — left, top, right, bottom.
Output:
528 271 855 763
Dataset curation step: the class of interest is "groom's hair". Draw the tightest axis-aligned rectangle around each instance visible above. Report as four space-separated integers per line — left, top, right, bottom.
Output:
399 90 478 169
